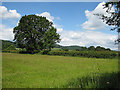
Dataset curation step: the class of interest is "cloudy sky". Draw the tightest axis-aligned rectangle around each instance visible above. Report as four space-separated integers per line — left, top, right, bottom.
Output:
0 2 118 50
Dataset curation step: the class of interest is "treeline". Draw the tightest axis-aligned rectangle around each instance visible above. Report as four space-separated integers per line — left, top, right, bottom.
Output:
1 40 118 59
1 40 16 50
61 46 111 51
46 50 118 59
2 40 112 51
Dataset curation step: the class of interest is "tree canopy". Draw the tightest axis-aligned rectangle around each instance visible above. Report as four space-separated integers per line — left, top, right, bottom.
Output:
13 15 60 53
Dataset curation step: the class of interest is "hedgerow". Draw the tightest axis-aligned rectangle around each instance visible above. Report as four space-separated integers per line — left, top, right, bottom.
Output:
2 49 118 59
2 50 19 53
47 51 118 59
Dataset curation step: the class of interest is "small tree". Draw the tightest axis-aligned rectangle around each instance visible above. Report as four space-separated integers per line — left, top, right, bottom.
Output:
81 47 87 51
95 46 105 51
13 15 60 53
88 46 95 51
63 48 69 51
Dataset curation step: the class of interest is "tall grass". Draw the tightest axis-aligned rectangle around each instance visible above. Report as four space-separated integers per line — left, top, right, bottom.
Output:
63 72 120 88
2 53 119 88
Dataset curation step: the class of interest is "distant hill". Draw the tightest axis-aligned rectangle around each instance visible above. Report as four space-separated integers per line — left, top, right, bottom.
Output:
54 44 83 50
1 40 83 51
53 44 111 51
0 40 16 50
61 46 82 50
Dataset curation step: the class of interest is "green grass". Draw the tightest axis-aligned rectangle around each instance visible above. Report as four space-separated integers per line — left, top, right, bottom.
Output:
2 53 118 88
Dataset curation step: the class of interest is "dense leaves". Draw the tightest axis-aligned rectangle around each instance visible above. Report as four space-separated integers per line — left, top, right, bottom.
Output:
13 15 60 53
60 45 111 51
1 40 16 50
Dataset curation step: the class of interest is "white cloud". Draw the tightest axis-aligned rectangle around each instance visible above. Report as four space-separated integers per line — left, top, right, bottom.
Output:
36 12 54 22
0 24 14 40
0 6 21 19
53 24 63 33
36 12 63 33
82 2 115 30
59 30 117 50
57 28 63 33
0 6 20 40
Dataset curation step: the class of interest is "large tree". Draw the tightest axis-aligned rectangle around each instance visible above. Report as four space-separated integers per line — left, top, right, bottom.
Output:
13 15 60 53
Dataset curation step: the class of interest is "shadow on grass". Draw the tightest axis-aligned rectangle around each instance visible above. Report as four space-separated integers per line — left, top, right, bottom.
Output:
19 51 39 54
63 72 120 88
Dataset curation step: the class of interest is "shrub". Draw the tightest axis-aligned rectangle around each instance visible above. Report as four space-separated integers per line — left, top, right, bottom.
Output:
47 51 118 59
63 48 69 51
2 50 19 53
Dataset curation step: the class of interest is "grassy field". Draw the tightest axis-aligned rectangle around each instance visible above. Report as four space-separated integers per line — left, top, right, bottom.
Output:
2 53 119 88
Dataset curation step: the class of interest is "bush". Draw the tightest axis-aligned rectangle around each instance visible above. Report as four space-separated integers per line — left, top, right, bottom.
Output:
47 51 118 59
2 50 19 53
63 48 69 51
38 50 50 55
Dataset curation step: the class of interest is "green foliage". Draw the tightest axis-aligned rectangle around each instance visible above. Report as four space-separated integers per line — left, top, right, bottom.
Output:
1 39 112 53
1 40 16 50
88 46 95 51
88 46 111 51
48 50 118 59
54 45 111 51
13 15 60 53
43 27 60 51
2 50 19 53
95 46 106 51
75 49 80 51
5 45 16 50
51 48 62 51
81 47 88 51
62 48 69 51
61 46 82 51
38 50 50 55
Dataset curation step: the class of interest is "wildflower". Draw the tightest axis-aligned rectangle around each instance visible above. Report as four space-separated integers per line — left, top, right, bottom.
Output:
106 82 110 84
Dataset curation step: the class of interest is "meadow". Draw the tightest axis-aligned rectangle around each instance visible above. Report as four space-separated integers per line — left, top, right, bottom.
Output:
2 53 119 88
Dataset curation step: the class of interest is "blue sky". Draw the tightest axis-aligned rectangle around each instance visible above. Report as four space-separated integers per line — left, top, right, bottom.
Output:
2 2 99 30
0 2 118 50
